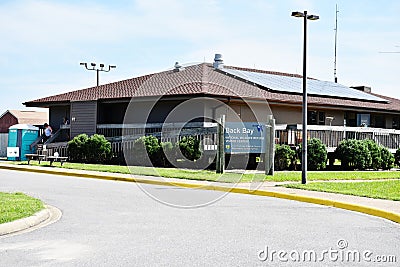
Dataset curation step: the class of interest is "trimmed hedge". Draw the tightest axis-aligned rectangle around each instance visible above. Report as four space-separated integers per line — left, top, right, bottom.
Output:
380 146 395 170
68 134 112 163
336 139 371 170
274 144 295 171
363 139 382 170
176 136 201 161
132 136 160 166
395 148 400 167
130 135 202 167
335 139 394 170
307 138 327 170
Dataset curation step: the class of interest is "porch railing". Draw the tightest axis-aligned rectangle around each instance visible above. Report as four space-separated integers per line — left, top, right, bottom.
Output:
42 123 400 161
275 124 400 152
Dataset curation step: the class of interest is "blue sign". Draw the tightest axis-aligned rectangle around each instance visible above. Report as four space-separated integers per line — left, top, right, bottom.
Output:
224 122 265 154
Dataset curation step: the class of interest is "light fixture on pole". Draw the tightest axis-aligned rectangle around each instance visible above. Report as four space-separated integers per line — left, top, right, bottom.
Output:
291 10 319 184
80 62 116 86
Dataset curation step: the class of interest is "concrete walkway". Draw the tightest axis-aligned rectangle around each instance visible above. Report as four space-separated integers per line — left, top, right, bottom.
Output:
0 162 399 223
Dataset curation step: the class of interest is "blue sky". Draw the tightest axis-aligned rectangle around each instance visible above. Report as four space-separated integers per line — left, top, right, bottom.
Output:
0 0 399 110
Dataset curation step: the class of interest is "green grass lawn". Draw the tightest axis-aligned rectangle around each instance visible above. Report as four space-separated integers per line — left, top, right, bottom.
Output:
283 180 400 201
0 192 44 224
10 161 400 183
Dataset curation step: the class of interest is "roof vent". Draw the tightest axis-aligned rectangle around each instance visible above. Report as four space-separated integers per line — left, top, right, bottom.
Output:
351 86 371 93
213 53 224 69
173 62 185 72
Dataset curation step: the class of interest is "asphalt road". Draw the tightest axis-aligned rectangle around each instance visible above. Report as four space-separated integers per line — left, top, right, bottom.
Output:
0 169 399 266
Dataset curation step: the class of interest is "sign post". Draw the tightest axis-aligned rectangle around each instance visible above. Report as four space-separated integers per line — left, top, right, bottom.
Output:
265 115 275 175
216 115 225 174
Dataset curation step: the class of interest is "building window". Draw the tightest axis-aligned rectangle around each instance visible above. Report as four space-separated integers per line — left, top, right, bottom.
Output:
393 117 400 130
345 112 356 127
357 114 370 127
371 114 385 128
308 110 325 125
318 111 325 125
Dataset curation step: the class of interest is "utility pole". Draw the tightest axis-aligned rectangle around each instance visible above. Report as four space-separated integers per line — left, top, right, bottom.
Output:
80 62 116 86
334 4 339 83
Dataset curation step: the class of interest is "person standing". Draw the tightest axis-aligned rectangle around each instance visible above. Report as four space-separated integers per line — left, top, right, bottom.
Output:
42 123 53 143
63 117 70 125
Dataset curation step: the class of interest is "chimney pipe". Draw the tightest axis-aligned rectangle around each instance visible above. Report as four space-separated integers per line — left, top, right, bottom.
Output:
173 62 185 72
213 53 224 69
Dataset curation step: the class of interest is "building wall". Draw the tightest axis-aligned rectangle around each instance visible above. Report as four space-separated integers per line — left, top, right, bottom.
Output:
124 99 205 124
270 105 302 125
225 102 272 123
270 105 346 126
0 112 18 133
0 133 8 157
322 109 344 126
70 101 97 138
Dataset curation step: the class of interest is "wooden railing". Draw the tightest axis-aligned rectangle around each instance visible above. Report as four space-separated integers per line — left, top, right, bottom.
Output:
275 124 400 152
44 142 69 157
42 123 400 162
97 123 217 147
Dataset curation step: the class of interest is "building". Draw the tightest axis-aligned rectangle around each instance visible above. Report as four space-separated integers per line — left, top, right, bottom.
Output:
23 55 400 156
0 110 48 133
0 109 48 157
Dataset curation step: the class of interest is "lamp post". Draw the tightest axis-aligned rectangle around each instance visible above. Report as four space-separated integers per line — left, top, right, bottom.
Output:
80 62 116 86
291 10 319 184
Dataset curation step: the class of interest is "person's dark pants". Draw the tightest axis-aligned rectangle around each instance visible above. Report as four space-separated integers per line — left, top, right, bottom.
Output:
42 135 50 143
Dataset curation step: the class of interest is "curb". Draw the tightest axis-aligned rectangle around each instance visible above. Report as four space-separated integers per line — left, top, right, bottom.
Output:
0 206 50 236
1 164 400 224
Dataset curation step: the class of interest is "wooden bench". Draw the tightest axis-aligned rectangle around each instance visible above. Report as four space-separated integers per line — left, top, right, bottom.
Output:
25 154 47 165
46 156 68 166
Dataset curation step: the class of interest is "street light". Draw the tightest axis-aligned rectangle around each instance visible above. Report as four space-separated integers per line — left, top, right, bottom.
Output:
291 10 319 184
80 62 116 86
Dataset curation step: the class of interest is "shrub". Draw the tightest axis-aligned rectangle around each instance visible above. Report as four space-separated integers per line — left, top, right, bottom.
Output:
307 138 327 170
176 136 201 161
85 134 112 163
67 134 112 163
132 136 161 166
380 147 395 170
274 144 295 171
335 139 371 170
395 148 400 167
160 141 175 167
363 139 382 170
68 134 89 162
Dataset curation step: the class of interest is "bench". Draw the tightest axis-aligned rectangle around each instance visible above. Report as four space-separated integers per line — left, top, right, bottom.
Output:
25 154 47 165
46 156 68 166
26 147 68 166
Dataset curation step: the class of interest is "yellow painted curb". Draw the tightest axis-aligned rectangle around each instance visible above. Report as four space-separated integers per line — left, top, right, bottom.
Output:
1 164 399 224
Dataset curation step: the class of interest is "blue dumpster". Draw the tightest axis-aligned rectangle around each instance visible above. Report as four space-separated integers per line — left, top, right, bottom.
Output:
7 124 39 161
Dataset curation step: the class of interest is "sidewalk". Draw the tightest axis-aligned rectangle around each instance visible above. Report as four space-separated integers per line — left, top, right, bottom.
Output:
0 162 399 224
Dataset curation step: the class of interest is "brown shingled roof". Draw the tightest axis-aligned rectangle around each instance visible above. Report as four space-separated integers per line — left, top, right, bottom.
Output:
2 110 48 125
24 63 400 113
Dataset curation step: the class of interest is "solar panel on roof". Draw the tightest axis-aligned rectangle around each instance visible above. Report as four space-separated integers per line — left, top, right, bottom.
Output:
222 68 387 102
